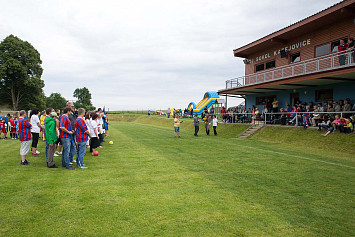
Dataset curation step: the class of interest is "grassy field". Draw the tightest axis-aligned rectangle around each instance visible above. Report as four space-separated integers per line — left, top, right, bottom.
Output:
0 115 354 236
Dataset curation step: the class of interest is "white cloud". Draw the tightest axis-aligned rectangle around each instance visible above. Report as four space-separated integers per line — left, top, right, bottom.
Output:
0 0 338 110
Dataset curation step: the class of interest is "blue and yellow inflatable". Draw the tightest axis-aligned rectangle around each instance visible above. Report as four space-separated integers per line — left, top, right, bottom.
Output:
188 91 220 115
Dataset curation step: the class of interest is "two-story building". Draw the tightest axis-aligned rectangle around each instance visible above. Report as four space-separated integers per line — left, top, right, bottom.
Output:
218 0 355 111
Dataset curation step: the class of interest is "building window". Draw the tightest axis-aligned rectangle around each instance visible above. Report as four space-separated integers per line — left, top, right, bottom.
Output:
315 89 333 102
256 96 276 105
256 63 265 72
256 60 275 72
315 43 330 57
265 60 275 69
290 52 300 63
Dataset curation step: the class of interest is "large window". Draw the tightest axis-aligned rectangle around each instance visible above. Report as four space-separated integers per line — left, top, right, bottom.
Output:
315 43 330 57
256 60 275 72
290 52 301 63
255 63 265 72
265 61 275 69
315 89 333 102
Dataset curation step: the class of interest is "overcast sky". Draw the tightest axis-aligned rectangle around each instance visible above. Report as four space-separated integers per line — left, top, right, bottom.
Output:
0 0 338 110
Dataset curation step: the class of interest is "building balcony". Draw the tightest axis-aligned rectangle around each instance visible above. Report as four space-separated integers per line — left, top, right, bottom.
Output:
224 49 355 90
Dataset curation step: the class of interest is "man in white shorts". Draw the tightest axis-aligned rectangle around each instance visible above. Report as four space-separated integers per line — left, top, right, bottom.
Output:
18 110 32 165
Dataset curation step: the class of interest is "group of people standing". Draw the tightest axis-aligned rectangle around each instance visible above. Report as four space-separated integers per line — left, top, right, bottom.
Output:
338 38 355 66
0 113 18 139
18 103 109 170
173 111 218 138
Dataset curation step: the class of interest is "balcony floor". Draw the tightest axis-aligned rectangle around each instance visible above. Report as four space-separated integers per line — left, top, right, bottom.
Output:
219 66 355 95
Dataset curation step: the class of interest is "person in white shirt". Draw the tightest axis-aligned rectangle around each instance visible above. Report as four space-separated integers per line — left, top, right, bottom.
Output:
98 113 105 147
212 115 218 136
85 113 92 148
30 108 43 156
89 113 99 155
96 114 103 148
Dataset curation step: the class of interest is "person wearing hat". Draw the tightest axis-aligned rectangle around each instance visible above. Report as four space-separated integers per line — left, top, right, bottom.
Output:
45 112 59 168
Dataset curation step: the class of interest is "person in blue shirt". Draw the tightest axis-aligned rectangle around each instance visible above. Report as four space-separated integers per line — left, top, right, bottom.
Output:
210 107 215 115
4 114 10 139
103 114 109 136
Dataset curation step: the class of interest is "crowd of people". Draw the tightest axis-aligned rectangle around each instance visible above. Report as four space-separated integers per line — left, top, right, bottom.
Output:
215 98 355 135
1 103 109 168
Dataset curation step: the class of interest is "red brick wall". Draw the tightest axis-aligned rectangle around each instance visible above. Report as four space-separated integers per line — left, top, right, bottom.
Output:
244 19 355 75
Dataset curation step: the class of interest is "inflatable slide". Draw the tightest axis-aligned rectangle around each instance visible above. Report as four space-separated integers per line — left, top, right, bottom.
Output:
188 91 220 115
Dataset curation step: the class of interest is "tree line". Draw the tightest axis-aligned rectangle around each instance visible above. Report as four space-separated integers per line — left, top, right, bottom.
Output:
0 35 95 111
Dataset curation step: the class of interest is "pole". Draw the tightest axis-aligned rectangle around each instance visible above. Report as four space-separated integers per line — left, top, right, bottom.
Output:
264 112 267 126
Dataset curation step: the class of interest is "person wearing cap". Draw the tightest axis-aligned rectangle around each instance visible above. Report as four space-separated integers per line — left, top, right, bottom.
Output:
45 112 58 168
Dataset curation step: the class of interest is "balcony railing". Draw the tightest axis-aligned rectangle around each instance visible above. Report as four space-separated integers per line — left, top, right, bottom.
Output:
225 49 355 89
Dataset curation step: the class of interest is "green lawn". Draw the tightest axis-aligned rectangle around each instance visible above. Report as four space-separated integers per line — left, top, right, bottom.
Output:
0 117 354 236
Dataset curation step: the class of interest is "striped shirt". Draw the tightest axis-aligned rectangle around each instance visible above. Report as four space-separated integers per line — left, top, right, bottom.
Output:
75 117 88 142
338 43 348 53
18 118 32 141
60 114 72 139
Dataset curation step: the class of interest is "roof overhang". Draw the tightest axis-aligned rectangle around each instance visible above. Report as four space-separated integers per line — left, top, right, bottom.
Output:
233 0 355 58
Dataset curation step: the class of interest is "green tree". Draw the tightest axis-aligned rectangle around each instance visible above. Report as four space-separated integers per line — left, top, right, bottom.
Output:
46 92 67 110
73 87 95 111
0 35 45 110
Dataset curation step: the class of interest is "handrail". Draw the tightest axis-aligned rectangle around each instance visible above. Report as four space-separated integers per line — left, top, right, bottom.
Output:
224 48 355 89
209 111 355 127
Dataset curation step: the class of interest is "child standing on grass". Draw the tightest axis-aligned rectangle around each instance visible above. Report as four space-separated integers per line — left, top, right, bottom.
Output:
174 115 181 138
1 118 6 139
194 114 199 136
212 115 218 136
40 111 46 141
89 113 99 155
204 113 210 135
14 116 19 139
18 110 32 165
96 113 103 148
9 116 16 139
85 113 92 148
0 117 6 140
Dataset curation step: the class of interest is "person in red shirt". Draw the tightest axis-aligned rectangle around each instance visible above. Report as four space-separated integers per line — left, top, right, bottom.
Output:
75 108 91 168
60 107 74 170
338 39 348 66
221 106 226 122
288 106 300 125
9 117 16 139
0 118 6 139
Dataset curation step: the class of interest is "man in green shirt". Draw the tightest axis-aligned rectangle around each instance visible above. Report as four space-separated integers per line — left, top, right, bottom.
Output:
45 112 59 168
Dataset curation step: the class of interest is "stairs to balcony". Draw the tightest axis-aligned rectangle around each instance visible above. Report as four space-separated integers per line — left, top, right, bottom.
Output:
238 125 263 139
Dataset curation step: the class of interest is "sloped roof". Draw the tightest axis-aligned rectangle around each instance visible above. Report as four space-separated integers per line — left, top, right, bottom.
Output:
233 0 355 58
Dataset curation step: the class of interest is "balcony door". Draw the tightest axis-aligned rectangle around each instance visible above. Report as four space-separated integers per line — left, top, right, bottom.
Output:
290 93 300 107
